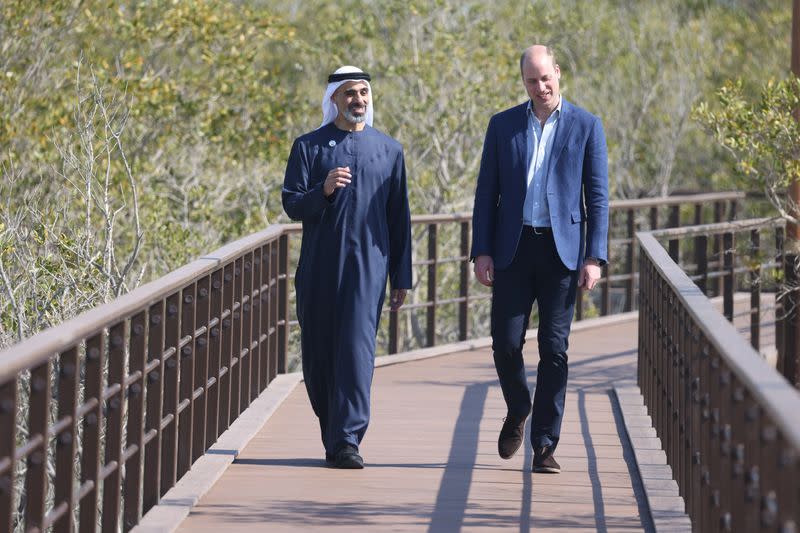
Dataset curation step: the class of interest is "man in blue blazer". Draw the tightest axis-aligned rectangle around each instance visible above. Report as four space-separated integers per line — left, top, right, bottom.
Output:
471 45 609 473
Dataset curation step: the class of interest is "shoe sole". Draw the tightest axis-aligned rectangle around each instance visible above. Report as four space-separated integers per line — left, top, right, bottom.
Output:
328 456 364 469
331 461 364 469
531 466 560 474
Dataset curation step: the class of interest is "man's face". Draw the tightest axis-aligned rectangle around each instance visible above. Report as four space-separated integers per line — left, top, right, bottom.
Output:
332 81 370 124
521 54 560 111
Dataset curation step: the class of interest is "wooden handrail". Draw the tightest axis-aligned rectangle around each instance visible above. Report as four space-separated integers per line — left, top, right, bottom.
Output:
638 220 799 532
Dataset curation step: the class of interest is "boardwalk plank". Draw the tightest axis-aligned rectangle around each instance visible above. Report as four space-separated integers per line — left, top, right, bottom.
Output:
177 319 652 532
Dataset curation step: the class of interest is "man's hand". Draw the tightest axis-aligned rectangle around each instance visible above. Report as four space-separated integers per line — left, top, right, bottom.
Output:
578 258 602 290
323 167 352 197
389 289 407 311
474 255 494 287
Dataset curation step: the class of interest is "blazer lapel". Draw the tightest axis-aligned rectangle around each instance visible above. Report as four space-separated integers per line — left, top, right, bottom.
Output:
512 105 529 194
549 99 574 167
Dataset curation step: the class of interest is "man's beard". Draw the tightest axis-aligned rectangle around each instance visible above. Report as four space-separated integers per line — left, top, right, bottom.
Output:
342 106 367 124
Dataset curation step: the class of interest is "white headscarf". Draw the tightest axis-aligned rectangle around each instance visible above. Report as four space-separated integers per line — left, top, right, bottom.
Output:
320 65 374 128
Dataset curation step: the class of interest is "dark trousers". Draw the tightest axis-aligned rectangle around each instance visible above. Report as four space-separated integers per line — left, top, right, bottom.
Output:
491 226 578 451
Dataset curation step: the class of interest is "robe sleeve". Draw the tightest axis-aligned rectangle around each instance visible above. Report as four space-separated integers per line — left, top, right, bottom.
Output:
282 138 330 221
387 149 412 290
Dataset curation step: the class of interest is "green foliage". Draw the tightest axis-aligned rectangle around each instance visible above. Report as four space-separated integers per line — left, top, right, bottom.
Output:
694 76 800 219
2 0 300 160
0 0 793 347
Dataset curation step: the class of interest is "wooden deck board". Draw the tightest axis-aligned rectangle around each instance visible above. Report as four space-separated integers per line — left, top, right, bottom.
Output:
177 319 651 532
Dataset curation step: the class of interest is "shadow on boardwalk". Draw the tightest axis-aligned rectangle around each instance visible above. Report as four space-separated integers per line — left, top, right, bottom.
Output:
176 318 653 532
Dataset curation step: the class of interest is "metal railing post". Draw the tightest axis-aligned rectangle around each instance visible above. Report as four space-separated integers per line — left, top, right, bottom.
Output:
161 293 180 496
177 285 196 479
783 250 800 386
668 205 680 262
192 277 211 465
54 347 79 533
697 235 708 295
207 269 223 447
219 265 234 435
750 230 761 351
240 254 254 410
230 260 243 420
266 243 277 382
776 228 787 379
459 221 470 341
693 204 704 292
426 224 437 347
0 381 15 533
714 201 725 296
389 311 399 354
255 247 268 391
102 321 127 533
25 359 51 531
278 235 289 373
723 232 734 322
143 301 165 515
625 209 635 312
124 311 147 531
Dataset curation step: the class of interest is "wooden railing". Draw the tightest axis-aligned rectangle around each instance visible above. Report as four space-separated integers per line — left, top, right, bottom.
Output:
637 219 799 532
0 191 745 532
279 192 745 360
647 218 787 355
586 191 745 319
0 227 290 532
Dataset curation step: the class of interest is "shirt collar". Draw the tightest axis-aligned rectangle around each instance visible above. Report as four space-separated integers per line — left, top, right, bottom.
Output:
527 96 562 120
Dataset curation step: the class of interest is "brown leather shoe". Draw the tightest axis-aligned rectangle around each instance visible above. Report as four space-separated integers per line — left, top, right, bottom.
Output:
498 414 527 459
532 446 561 473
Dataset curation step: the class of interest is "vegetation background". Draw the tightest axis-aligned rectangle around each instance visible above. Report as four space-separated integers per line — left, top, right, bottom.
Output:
1 3 797 530
0 0 794 352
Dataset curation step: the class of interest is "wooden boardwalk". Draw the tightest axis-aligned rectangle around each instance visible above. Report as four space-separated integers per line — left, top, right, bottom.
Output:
173 317 656 532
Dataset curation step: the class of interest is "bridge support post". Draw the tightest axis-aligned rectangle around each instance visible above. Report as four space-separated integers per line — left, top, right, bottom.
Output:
781 0 800 386
783 256 800 386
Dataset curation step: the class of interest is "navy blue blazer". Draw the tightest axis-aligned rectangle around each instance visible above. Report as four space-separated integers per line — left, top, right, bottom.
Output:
470 99 609 271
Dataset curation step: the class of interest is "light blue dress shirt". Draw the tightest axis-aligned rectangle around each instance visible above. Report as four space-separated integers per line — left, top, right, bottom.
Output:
523 98 561 227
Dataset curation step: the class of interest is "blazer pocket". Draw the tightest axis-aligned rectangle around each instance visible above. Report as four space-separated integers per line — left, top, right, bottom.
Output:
571 210 584 223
